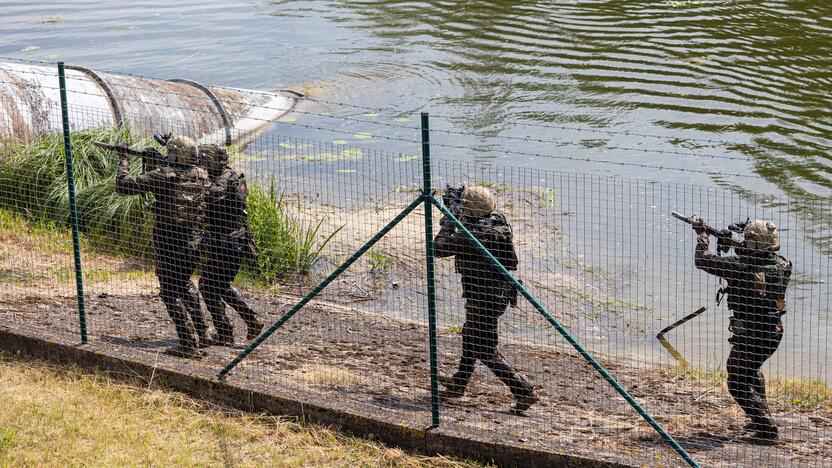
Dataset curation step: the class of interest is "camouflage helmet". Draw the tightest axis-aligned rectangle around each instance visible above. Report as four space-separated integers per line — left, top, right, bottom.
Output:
197 143 228 168
461 186 496 218
744 220 780 251
166 135 198 166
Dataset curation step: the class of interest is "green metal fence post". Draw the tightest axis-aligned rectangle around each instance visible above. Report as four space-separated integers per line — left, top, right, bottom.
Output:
218 196 425 379
429 197 700 468
420 113 441 428
57 62 88 345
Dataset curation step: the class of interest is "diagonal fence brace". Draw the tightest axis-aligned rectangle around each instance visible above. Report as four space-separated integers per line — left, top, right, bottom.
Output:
429 196 700 468
217 195 426 379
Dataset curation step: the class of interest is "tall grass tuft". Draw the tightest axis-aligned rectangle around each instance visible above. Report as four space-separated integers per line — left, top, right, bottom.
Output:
0 127 156 257
246 180 342 283
0 127 340 280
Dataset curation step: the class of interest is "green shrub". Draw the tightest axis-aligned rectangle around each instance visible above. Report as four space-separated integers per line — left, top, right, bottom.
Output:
0 127 155 257
246 179 342 283
1 128 340 281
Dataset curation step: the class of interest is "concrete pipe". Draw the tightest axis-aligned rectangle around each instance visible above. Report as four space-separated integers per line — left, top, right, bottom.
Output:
0 61 301 145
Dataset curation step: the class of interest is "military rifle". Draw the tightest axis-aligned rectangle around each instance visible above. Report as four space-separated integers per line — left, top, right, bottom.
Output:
95 141 168 207
443 185 465 217
438 185 465 229
93 141 167 171
672 211 747 255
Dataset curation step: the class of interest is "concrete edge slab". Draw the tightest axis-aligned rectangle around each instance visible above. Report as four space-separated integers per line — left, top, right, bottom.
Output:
0 325 632 468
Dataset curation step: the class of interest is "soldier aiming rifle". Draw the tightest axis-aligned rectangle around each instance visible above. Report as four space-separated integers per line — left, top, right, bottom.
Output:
676 211 791 443
97 135 212 359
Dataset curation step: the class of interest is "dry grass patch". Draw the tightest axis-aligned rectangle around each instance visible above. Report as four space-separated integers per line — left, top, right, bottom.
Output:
0 354 478 467
290 364 366 390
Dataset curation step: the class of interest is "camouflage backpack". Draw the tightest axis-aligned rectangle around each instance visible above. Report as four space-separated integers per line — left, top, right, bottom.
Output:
170 166 210 230
725 253 792 318
751 254 792 316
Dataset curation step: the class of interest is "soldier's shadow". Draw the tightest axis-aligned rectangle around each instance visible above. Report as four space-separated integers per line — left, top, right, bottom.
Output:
667 432 731 452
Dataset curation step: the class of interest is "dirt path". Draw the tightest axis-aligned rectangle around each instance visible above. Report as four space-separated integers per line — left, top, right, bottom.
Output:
2 287 829 468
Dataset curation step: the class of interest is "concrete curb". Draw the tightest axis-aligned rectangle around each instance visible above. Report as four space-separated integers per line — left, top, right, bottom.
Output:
0 325 632 468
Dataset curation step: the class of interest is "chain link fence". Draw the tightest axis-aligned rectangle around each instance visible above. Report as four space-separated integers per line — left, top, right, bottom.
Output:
1 62 830 467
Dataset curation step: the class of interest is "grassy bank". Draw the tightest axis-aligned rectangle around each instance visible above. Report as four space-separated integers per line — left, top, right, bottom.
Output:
0 128 153 258
668 365 831 411
0 129 336 283
0 353 477 467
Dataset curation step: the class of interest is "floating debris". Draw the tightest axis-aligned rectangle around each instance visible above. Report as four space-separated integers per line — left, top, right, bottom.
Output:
278 142 311 150
339 148 363 160
394 155 418 163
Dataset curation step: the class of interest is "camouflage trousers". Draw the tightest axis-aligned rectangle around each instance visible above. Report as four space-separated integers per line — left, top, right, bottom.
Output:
449 300 533 398
726 318 783 430
199 236 259 339
155 228 208 348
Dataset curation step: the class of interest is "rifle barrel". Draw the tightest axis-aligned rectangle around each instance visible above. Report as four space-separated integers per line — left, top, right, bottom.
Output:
93 141 145 159
671 211 689 223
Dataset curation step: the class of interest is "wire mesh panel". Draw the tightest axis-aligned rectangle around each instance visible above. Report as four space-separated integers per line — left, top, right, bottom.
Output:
0 100 81 340
1 62 830 467
427 160 680 466
220 136 434 430
427 157 831 467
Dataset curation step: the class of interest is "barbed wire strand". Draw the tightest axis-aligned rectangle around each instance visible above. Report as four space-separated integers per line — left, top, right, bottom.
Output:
0 66 797 164
0 78 775 180
3 55 824 153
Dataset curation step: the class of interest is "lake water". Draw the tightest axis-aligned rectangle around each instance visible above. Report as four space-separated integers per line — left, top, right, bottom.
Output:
2 0 830 379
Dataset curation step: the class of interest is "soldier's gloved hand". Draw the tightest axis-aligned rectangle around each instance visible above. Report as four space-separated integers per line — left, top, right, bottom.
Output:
439 216 455 230
153 132 172 146
689 214 707 235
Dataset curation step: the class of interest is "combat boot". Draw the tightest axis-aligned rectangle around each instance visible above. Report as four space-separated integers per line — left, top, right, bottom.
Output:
196 329 213 349
511 391 539 415
438 375 466 398
749 421 778 445
166 306 205 359
246 321 264 341
506 373 538 415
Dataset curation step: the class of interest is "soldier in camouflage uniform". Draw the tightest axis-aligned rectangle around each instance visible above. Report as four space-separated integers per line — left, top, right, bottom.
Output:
114 136 211 359
197 144 263 346
690 216 791 443
435 186 538 414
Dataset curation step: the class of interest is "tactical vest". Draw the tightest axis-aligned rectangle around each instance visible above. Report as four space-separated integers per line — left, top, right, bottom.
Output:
206 169 248 236
455 213 519 305
161 166 209 231
725 253 792 320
